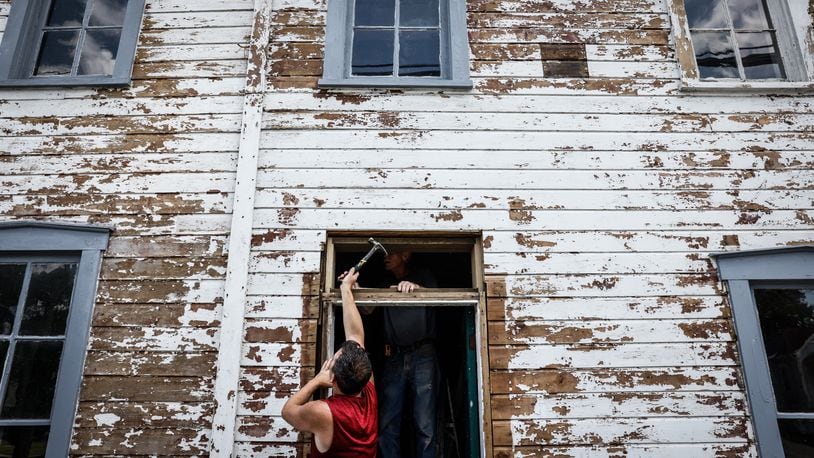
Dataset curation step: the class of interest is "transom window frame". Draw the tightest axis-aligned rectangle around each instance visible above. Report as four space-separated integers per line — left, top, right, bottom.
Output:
713 246 814 457
0 0 146 87
667 0 814 93
320 233 489 456
0 222 110 457
319 0 472 88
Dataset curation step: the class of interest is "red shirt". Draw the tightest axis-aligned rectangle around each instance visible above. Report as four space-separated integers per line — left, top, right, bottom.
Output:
310 381 377 458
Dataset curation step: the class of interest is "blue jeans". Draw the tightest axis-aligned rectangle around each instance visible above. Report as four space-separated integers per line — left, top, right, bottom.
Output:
378 342 439 458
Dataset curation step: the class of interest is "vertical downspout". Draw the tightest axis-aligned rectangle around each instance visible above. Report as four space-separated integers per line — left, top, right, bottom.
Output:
209 0 272 455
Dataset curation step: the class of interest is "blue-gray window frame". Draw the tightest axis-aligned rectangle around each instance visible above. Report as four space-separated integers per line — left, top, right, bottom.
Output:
0 222 110 457
0 0 146 87
319 0 471 88
713 246 814 458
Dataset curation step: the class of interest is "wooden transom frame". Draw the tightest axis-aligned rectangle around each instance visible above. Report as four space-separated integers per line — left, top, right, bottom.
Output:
319 233 491 457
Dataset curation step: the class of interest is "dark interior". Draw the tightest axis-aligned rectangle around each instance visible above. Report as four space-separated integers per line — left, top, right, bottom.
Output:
332 250 473 289
330 246 477 457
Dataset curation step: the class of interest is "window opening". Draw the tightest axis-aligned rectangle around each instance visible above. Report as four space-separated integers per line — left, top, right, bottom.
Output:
683 0 785 79
321 235 484 457
351 0 442 77
752 283 814 455
34 0 129 78
0 255 80 456
0 0 145 86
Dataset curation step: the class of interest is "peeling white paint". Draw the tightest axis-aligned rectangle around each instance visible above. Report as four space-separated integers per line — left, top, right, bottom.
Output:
93 413 121 428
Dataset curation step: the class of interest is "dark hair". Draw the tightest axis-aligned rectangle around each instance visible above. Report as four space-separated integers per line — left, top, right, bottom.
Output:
333 340 372 395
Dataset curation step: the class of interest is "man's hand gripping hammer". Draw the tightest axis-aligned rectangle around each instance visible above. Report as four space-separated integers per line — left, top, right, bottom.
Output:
353 238 388 272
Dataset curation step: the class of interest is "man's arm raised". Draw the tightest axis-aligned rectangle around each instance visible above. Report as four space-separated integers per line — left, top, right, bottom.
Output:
281 358 333 434
339 268 364 347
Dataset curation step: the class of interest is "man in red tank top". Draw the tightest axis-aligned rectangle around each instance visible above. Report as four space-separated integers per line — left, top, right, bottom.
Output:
282 268 377 457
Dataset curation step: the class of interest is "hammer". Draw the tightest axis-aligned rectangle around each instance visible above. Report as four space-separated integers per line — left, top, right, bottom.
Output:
352 238 388 272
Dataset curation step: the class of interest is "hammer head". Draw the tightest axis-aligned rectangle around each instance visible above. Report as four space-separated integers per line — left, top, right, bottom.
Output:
368 237 388 256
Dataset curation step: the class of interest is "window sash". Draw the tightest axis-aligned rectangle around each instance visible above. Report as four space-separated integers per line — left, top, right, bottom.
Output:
669 0 809 89
0 256 80 432
320 0 470 88
350 0 442 78
0 0 145 86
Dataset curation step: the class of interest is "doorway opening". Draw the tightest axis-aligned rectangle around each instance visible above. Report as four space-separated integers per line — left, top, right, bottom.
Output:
320 234 486 458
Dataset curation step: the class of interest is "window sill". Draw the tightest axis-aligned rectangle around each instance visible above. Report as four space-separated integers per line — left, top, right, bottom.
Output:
326 289 480 304
680 80 814 94
0 76 132 88
318 77 472 89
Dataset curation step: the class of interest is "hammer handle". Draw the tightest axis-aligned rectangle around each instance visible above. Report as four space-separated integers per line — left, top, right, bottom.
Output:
352 250 376 272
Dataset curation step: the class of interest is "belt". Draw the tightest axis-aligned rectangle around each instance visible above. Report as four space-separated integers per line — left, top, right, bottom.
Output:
385 338 434 356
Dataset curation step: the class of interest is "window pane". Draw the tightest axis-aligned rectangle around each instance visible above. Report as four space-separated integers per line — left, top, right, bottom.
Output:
46 0 89 27
727 0 770 29
778 419 814 457
352 29 394 76
0 426 49 458
89 0 128 26
77 29 121 75
737 32 784 79
399 30 440 76
1 341 63 419
19 264 77 336
684 0 728 28
754 288 814 412
0 342 8 376
691 31 739 78
34 31 80 76
400 0 439 27
0 265 25 336
355 0 395 26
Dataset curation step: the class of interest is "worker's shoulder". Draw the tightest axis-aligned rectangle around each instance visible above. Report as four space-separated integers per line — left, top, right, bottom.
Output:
303 398 332 426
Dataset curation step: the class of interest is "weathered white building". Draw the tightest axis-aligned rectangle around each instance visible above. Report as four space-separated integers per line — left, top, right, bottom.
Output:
1 0 813 456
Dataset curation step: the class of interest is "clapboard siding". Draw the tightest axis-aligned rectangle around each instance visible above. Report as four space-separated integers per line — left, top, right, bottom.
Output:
252 0 814 454
2 0 812 454
0 0 253 454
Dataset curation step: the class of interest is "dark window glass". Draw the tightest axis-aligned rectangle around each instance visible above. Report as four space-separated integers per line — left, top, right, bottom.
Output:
19 264 77 336
89 0 128 26
691 31 739 78
0 342 8 376
400 0 439 27
78 29 121 75
754 288 814 412
684 0 728 28
778 419 814 458
352 30 394 75
0 265 25 336
737 32 784 79
355 0 395 26
46 0 89 27
34 31 80 76
727 0 771 29
398 30 440 76
1 341 63 419
0 426 49 458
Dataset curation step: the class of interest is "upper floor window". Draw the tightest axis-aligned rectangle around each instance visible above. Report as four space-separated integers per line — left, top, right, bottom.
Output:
319 0 471 88
669 0 812 90
0 0 146 87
